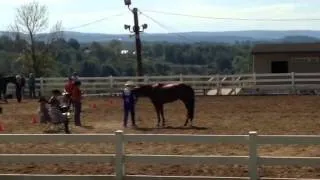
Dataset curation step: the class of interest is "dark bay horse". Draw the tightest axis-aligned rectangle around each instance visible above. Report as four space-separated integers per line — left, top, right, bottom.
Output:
0 76 18 103
132 83 195 127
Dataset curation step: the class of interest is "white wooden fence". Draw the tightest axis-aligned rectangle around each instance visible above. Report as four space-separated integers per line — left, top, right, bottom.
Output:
7 72 320 96
0 130 319 180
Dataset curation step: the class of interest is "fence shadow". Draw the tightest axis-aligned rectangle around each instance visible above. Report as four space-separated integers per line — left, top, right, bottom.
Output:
134 125 209 132
43 129 64 134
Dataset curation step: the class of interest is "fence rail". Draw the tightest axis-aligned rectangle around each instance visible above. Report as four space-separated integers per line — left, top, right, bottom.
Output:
6 72 320 96
0 131 319 180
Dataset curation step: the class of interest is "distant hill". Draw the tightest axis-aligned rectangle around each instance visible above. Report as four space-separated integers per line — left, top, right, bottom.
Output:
61 30 320 44
1 30 320 44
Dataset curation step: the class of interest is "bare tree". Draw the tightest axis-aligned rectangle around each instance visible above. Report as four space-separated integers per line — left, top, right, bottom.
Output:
10 1 63 77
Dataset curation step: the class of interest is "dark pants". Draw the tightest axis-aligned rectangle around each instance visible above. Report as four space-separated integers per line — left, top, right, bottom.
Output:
16 88 22 103
74 101 82 126
124 105 135 127
63 118 70 134
29 86 36 98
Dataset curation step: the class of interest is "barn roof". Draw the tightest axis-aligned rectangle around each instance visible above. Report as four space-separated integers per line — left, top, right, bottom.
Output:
251 43 320 54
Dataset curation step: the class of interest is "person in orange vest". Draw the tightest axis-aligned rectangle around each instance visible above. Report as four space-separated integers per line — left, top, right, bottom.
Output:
63 76 74 108
15 75 25 103
64 77 74 94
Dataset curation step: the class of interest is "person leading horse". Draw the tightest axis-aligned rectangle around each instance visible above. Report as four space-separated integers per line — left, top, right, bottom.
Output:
122 81 137 128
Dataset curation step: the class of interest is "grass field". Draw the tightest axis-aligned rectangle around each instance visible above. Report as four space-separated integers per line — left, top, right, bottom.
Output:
0 96 319 178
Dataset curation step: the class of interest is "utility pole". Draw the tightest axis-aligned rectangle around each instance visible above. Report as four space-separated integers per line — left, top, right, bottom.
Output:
132 8 143 77
123 0 148 77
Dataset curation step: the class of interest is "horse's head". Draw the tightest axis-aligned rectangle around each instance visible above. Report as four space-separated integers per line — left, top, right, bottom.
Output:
131 84 153 97
4 76 18 85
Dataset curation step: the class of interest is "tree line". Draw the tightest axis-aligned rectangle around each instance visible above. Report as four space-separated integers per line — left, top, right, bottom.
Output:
0 1 254 77
0 35 254 77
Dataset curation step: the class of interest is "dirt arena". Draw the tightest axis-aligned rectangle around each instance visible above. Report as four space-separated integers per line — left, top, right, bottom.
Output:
0 96 319 178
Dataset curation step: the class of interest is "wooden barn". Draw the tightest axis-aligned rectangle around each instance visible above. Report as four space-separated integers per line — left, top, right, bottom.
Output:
251 43 320 74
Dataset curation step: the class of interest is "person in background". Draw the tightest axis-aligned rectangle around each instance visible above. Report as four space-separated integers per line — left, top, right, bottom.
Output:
15 75 25 103
122 81 137 128
71 72 80 83
28 73 36 98
71 81 82 126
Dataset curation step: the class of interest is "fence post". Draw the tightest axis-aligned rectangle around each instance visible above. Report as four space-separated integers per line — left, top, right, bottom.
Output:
291 72 296 94
144 75 149 83
179 74 183 82
253 73 257 86
248 131 258 180
216 74 220 95
115 130 125 180
109 76 113 88
39 77 44 96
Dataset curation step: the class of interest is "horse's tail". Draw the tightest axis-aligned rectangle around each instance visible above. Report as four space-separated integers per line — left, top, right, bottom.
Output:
182 85 195 121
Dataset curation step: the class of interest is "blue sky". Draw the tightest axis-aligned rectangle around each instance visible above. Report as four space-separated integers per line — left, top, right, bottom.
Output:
1 0 320 34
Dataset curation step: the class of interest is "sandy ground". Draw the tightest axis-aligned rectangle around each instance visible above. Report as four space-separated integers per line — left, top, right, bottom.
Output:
0 95 319 178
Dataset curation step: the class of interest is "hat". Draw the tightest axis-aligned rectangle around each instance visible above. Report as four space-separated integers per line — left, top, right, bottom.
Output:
124 81 135 86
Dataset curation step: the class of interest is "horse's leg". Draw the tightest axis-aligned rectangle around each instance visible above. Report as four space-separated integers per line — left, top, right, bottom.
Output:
2 92 7 103
3 89 8 103
159 104 166 127
156 108 161 128
152 102 161 127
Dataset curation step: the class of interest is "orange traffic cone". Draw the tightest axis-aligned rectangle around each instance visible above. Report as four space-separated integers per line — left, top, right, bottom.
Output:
32 116 38 124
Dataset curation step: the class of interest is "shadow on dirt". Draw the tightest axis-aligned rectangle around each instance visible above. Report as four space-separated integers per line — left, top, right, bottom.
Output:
134 125 209 132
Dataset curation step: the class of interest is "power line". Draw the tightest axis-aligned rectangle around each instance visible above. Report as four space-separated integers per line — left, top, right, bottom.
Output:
139 11 194 42
142 9 320 22
65 11 127 31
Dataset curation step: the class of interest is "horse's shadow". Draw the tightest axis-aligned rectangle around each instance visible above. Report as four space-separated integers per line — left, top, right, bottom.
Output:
134 125 209 132
79 125 95 130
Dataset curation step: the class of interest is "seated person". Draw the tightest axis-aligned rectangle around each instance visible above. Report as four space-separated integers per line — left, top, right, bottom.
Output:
48 89 70 134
